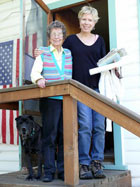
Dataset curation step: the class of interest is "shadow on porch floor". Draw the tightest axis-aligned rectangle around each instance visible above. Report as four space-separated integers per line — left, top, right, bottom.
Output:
0 169 131 187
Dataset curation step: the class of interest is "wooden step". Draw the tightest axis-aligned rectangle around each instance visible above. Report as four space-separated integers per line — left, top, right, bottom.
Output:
0 170 131 187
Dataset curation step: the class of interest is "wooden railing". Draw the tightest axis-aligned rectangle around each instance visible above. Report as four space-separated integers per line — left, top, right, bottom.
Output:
0 79 140 186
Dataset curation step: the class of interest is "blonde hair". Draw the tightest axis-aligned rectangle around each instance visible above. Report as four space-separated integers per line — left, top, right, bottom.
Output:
78 6 99 23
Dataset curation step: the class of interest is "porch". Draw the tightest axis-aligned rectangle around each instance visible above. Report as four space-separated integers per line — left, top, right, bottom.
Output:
0 79 139 186
0 169 131 187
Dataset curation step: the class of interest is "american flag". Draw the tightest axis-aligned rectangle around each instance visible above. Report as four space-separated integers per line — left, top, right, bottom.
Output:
0 33 37 145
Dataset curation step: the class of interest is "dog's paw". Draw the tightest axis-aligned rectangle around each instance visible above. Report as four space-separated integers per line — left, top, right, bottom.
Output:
25 175 34 181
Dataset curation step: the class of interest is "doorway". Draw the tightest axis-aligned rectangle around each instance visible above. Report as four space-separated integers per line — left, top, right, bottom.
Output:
53 0 114 164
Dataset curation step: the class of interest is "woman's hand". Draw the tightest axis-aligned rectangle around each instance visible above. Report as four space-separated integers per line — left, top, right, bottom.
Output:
37 78 46 88
114 67 123 79
34 48 44 58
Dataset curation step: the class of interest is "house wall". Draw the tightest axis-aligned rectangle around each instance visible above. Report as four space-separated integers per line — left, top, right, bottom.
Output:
115 0 140 186
0 0 45 173
0 0 20 42
0 0 44 47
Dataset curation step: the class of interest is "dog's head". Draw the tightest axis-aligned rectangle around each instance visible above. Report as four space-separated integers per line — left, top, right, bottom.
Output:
15 115 37 144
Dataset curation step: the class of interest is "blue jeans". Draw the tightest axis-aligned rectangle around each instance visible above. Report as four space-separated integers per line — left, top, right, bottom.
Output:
40 98 64 175
78 89 105 165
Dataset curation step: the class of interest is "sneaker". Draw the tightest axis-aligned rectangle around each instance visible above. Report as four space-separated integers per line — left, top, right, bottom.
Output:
91 160 106 179
79 165 93 179
42 173 54 182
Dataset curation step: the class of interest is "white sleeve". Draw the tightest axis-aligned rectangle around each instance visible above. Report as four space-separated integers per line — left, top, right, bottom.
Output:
30 55 44 84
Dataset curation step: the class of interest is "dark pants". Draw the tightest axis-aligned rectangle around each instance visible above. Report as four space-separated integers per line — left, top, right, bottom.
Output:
40 98 64 175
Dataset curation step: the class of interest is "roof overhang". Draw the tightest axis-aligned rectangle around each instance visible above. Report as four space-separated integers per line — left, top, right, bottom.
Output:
35 0 95 13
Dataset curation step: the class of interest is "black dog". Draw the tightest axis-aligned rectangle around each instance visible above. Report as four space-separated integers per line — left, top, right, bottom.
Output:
15 115 42 180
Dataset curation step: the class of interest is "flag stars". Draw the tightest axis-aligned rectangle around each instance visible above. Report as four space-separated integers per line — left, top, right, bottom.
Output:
0 40 13 85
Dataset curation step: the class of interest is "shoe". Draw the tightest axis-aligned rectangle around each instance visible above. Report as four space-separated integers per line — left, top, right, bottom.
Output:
91 160 106 179
42 173 54 182
58 172 64 181
79 165 93 179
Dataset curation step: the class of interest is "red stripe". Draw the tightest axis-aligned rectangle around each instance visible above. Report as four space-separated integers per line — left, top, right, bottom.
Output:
2 110 6 143
64 64 72 69
47 78 61 80
32 33 37 57
43 64 56 67
2 86 6 143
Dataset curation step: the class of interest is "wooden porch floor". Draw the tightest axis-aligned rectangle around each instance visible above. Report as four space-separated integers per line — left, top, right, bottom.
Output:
0 170 131 187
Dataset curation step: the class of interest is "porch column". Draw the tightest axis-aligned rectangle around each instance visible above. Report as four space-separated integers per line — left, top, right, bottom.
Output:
63 95 79 186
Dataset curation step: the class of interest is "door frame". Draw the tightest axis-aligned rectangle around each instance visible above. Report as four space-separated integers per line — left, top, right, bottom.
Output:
40 0 127 170
106 0 127 170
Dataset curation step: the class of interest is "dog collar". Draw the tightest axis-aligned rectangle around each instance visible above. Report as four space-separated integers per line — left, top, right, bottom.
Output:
31 128 35 136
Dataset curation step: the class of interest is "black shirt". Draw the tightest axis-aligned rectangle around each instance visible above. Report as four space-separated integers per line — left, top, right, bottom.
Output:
63 34 106 89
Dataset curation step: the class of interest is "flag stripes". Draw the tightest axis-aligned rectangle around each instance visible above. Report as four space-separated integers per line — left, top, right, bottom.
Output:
0 33 37 145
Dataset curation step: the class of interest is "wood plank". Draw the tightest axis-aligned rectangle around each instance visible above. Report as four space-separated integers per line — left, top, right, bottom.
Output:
35 0 50 13
0 84 70 103
69 79 140 123
47 11 53 24
0 103 18 110
0 79 140 137
0 80 69 93
69 84 140 137
0 169 132 187
22 110 40 116
63 96 79 186
51 0 96 13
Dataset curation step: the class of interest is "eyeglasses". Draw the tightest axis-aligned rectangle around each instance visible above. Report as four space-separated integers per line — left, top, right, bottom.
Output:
50 33 63 38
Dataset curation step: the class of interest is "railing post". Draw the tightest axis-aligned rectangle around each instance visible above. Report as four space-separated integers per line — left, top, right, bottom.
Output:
63 95 79 186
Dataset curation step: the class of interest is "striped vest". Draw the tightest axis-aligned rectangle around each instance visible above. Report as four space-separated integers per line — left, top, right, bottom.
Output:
40 46 72 82
40 46 72 99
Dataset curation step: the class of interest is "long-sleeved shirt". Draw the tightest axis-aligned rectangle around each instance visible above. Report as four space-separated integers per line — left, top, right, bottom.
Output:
31 45 72 84
30 45 72 99
63 34 106 89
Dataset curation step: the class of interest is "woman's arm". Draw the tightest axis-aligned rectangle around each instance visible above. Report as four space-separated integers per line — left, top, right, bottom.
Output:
30 55 45 88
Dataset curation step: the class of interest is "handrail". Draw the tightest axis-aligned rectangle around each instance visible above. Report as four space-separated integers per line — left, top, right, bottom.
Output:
0 79 140 136
0 79 140 186
0 79 139 125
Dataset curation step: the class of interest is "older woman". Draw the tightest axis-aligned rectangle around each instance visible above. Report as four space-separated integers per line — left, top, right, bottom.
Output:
31 20 72 182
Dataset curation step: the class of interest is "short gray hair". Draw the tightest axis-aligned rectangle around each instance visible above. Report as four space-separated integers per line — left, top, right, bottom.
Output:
78 6 99 24
47 20 67 39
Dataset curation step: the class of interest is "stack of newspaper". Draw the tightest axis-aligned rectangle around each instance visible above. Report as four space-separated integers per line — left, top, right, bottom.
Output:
89 48 127 75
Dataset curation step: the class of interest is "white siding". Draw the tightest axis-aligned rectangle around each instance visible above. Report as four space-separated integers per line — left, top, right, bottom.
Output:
0 0 44 46
0 0 20 41
0 0 44 174
0 144 19 174
116 0 140 187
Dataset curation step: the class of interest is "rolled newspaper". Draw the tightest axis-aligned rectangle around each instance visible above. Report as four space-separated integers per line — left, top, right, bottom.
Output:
89 48 127 75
